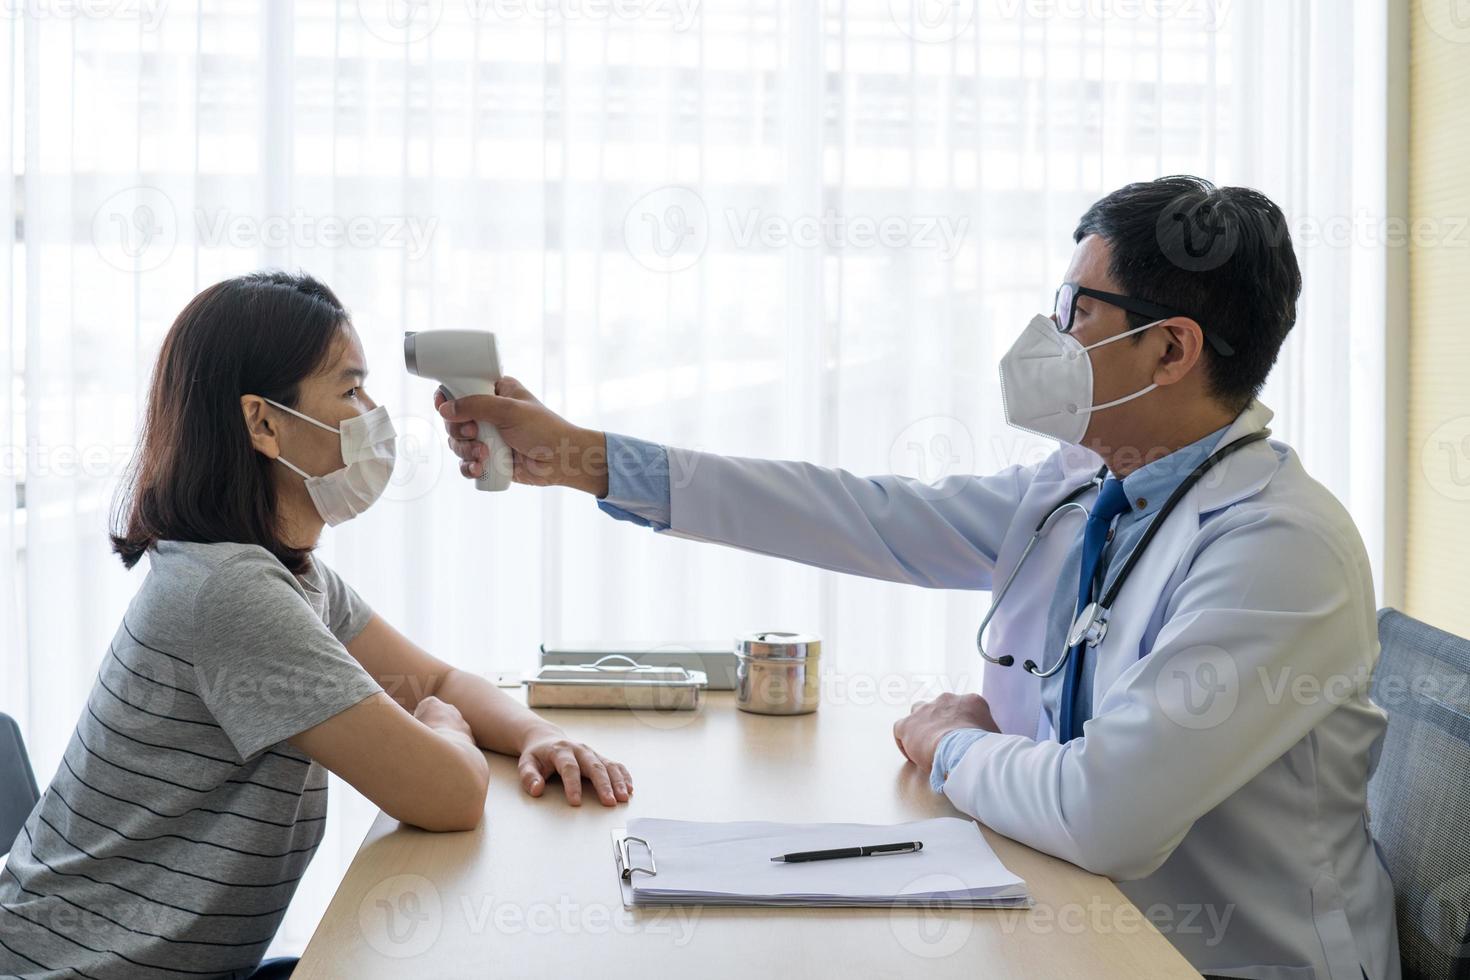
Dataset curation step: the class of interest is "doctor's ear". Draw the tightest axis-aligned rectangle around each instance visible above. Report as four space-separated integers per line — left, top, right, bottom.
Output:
240 395 282 460
1152 317 1207 386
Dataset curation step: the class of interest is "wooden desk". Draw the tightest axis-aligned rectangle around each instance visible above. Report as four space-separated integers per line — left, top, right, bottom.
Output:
296 694 1201 979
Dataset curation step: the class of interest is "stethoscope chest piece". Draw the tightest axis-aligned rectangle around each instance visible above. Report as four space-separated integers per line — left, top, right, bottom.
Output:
1066 600 1109 649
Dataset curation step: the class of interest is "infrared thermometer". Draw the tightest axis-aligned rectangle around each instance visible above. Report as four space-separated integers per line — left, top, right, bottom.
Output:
404 329 514 492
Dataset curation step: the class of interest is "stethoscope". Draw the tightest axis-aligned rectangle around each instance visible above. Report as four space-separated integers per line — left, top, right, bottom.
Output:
976 429 1271 677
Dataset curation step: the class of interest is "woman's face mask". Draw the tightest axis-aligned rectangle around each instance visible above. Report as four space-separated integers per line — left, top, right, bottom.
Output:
264 398 397 526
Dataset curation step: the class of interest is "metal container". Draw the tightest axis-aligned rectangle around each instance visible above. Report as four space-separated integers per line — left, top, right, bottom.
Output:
524 655 707 711
734 631 821 715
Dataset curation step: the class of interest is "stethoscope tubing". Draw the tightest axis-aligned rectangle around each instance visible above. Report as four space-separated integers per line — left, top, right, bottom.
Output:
975 429 1272 676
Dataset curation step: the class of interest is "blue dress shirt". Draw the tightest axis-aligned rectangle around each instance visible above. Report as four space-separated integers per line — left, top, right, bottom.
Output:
592 428 1236 793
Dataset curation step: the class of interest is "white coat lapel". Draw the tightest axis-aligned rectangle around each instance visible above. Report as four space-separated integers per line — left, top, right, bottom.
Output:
1090 401 1281 698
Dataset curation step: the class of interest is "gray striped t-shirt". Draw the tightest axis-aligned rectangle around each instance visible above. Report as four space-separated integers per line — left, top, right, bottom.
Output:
0 540 383 979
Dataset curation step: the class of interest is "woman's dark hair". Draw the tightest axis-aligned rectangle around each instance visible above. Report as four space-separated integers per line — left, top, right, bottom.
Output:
1074 175 1303 412
111 270 350 573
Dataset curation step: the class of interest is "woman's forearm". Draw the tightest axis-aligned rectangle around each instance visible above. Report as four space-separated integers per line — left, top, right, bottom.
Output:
433 667 560 756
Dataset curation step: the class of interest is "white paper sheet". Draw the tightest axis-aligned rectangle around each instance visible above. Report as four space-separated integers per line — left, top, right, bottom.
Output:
613 817 1030 909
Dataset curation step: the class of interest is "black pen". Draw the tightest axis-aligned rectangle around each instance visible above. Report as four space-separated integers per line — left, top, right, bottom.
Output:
769 841 924 863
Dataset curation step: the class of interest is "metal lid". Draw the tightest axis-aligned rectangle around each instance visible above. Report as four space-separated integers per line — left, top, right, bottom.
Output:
734 631 821 661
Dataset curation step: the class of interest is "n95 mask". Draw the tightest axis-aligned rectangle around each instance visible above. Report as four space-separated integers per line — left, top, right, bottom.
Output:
999 313 1164 445
264 398 397 526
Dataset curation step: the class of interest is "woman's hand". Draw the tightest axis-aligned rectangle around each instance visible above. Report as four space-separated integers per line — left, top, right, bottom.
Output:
517 726 633 807
435 380 609 496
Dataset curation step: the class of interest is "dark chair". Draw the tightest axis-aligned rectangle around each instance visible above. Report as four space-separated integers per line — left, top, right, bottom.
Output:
0 712 40 854
1368 609 1470 980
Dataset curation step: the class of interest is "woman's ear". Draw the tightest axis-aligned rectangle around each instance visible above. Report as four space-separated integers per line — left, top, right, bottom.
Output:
240 395 281 460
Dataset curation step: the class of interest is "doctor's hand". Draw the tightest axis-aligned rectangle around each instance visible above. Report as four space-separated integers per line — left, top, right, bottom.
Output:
892 693 999 775
435 381 610 496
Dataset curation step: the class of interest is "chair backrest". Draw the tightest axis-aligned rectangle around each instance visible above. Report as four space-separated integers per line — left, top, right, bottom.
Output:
0 712 39 854
1368 609 1470 980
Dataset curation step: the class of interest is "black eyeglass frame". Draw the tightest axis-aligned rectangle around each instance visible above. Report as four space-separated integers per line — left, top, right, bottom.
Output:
1053 282 1236 357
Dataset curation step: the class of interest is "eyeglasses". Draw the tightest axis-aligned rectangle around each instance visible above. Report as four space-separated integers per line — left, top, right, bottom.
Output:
1053 282 1236 357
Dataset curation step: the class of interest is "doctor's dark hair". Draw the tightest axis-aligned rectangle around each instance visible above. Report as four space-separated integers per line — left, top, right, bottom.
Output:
1074 175 1302 412
110 270 350 574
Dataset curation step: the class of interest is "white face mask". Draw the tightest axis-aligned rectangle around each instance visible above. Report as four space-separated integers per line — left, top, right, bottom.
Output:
998 313 1165 445
263 398 397 526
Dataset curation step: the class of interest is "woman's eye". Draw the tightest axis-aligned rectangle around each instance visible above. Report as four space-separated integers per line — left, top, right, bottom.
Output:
344 387 359 399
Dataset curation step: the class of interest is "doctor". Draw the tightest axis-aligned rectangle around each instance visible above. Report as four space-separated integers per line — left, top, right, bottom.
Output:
435 176 1398 980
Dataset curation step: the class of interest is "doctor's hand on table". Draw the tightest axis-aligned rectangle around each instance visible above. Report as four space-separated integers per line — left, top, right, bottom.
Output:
434 381 609 494
893 693 1000 774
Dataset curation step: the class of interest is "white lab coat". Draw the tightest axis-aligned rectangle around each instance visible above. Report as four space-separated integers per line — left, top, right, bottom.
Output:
658 402 1399 980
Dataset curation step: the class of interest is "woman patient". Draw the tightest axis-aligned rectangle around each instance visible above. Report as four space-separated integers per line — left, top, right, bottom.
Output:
0 271 630 979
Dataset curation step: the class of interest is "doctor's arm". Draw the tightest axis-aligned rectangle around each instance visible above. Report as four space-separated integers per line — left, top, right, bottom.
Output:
436 382 1031 590
930 510 1376 880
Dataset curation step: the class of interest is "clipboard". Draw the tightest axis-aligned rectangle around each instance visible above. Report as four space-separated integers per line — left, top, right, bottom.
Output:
610 819 1031 910
612 829 657 909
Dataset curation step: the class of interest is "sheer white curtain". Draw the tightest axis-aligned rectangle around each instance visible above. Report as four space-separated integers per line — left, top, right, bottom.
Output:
0 0 1389 954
